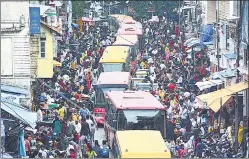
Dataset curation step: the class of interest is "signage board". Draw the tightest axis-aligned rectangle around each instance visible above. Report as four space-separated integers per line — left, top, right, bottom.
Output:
29 7 40 34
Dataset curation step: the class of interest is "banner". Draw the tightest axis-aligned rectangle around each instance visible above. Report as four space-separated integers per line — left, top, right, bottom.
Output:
29 7 40 34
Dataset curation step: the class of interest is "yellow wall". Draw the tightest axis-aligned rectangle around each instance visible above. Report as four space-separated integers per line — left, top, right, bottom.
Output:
37 25 54 78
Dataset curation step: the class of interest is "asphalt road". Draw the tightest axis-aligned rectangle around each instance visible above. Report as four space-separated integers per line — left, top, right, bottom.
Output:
94 127 106 143
94 127 114 158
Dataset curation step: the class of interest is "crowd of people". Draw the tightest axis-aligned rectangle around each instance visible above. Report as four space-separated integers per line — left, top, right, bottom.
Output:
134 16 246 158
22 12 246 158
27 24 114 158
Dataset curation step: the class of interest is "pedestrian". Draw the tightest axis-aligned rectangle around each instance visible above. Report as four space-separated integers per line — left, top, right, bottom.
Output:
100 140 109 158
80 118 90 138
40 131 50 149
93 140 101 157
24 135 31 156
86 145 97 158
53 116 62 136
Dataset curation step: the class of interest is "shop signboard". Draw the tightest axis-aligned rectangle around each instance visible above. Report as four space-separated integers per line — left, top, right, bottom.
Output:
29 7 40 34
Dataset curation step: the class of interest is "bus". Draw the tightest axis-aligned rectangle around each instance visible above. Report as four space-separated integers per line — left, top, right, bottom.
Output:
92 72 131 125
104 91 167 148
113 35 139 74
113 130 171 158
117 27 143 50
108 14 134 32
98 46 131 74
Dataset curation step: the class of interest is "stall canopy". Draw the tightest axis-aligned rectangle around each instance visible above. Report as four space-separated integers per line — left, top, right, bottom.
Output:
196 81 248 112
184 38 198 46
223 53 237 59
1 98 37 128
195 80 224 91
82 17 93 22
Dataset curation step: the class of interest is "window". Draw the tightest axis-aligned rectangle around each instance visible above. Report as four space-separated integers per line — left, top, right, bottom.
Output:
244 49 248 66
233 1 240 16
40 41 45 58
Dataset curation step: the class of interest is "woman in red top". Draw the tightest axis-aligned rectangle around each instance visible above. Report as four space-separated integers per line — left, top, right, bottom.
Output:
69 149 76 158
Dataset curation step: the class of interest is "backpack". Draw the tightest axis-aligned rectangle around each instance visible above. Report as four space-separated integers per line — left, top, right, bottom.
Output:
100 145 109 158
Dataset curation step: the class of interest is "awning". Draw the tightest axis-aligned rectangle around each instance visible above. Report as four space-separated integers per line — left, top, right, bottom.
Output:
1 99 37 128
224 53 237 59
184 38 199 46
1 84 29 95
196 81 248 112
238 66 248 75
195 80 224 91
53 60 62 67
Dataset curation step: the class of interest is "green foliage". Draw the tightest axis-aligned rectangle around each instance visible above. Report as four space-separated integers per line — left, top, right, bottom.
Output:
128 1 180 20
72 0 89 17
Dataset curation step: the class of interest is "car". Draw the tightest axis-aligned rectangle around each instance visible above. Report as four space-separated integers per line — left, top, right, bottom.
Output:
93 107 105 126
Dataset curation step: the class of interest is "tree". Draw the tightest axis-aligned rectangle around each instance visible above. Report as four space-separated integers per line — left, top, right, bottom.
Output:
127 1 180 21
72 0 90 18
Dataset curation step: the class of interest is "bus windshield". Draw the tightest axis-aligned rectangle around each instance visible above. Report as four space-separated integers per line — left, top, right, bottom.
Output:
102 63 123 72
117 109 165 136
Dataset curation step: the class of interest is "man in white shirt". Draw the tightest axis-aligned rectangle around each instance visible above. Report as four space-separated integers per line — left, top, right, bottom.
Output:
105 38 111 46
74 120 81 134
149 65 155 74
37 107 43 122
86 115 93 131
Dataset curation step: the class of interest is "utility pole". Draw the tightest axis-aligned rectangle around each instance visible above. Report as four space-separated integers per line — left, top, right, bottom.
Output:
234 0 242 153
216 1 220 72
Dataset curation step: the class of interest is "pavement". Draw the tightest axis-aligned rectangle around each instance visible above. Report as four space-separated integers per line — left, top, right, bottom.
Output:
95 127 114 158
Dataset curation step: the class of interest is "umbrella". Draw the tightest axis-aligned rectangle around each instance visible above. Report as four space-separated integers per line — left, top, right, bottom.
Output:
187 39 200 48
48 103 58 109
184 38 199 46
82 17 93 22
184 92 190 97
167 83 175 92
62 74 70 81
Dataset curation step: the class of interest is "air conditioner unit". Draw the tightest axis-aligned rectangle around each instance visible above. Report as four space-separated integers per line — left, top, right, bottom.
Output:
40 32 46 39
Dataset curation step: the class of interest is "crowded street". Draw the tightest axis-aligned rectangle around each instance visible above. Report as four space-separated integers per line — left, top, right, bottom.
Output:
1 0 248 158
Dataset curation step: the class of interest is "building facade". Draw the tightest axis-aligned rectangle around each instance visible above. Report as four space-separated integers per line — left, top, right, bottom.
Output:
1 1 31 98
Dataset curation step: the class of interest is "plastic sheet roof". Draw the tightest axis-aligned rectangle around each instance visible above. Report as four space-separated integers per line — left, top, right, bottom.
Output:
1 98 37 128
1 84 29 95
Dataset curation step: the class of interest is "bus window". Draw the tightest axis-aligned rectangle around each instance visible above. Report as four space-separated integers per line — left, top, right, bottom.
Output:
102 63 123 72
117 111 126 130
106 99 117 129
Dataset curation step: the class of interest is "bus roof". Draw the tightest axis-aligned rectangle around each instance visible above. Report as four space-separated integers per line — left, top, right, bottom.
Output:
96 72 130 85
106 91 165 110
113 35 138 46
99 46 129 63
118 27 143 35
110 14 134 23
116 130 171 158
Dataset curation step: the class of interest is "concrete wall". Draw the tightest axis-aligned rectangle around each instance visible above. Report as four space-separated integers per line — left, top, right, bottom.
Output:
1 1 31 91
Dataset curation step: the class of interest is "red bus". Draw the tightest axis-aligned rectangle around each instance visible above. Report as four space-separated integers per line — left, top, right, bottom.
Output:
104 91 167 148
93 72 131 125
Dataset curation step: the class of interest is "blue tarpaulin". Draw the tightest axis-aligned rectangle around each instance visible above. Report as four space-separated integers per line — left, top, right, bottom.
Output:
224 53 237 59
200 24 214 44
